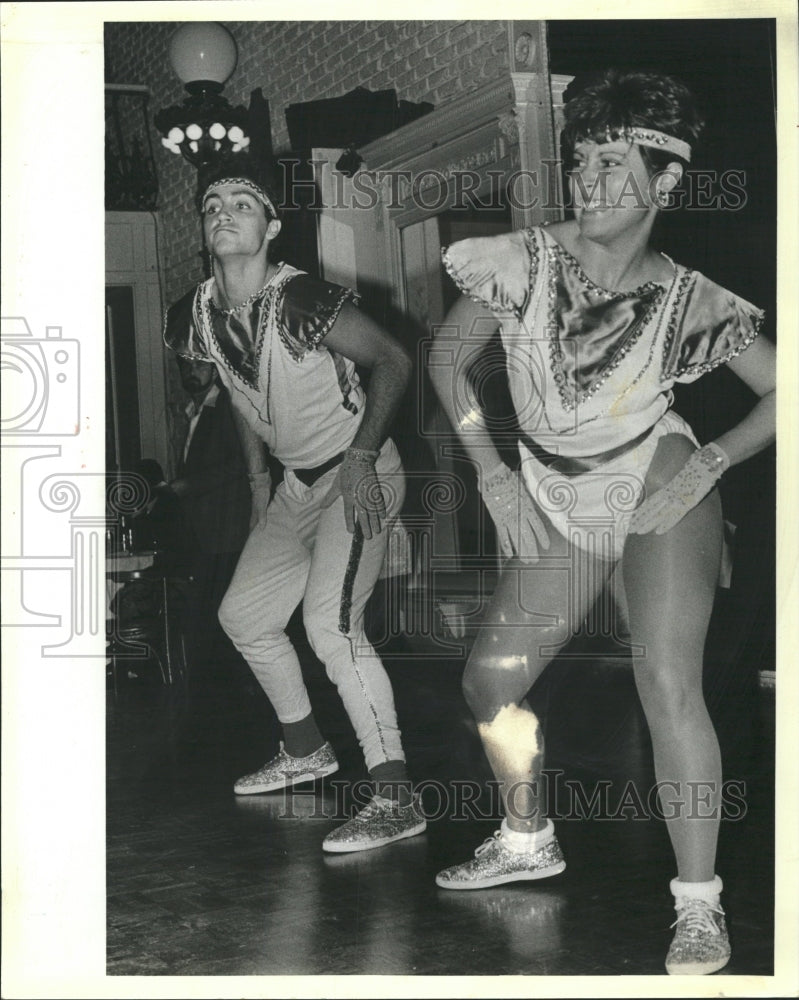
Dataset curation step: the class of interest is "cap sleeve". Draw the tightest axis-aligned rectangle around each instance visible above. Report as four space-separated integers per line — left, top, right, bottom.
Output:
662 271 764 384
277 273 359 360
163 285 212 361
441 229 537 317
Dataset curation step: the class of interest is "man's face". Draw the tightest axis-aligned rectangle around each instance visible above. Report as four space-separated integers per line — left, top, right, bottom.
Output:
178 357 217 395
201 183 273 260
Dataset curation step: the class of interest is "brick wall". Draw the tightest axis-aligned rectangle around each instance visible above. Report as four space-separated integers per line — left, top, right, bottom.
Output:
105 20 510 304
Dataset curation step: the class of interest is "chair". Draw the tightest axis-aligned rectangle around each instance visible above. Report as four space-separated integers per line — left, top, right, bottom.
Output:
107 566 189 701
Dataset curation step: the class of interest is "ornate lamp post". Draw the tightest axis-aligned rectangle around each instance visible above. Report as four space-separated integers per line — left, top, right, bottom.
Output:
154 22 251 168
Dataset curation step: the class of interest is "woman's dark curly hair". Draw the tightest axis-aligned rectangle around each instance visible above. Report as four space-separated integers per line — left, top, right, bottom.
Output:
562 69 704 175
194 153 282 219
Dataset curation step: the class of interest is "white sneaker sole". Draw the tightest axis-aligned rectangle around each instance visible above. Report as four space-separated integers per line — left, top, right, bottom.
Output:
233 760 339 795
435 859 566 890
322 819 427 853
666 953 731 976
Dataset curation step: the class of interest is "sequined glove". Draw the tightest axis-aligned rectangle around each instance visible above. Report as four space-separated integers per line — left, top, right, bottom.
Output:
321 447 386 538
480 463 549 564
628 442 730 535
248 470 271 530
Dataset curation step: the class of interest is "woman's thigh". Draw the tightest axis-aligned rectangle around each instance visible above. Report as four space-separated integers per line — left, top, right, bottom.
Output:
621 434 722 673
464 521 615 711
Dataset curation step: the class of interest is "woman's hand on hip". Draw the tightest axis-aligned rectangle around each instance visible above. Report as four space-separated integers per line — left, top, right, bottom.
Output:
480 463 550 563
628 442 728 535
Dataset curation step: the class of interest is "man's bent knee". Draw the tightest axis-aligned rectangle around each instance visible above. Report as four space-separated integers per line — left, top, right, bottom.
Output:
218 591 281 646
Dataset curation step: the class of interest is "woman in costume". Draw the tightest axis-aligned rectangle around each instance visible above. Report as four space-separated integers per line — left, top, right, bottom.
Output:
429 69 775 975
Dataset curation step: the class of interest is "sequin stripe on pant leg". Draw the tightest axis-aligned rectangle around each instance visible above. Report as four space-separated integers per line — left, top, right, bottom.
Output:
344 631 390 762
338 521 364 635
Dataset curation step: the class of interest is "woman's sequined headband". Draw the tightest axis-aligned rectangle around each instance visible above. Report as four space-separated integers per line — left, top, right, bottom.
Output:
202 177 278 218
608 127 692 163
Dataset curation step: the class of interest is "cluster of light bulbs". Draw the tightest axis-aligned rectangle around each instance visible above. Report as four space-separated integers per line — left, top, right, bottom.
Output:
161 122 250 156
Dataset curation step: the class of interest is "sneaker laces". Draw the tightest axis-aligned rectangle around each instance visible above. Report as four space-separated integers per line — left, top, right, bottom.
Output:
354 796 392 821
670 899 724 935
475 831 503 856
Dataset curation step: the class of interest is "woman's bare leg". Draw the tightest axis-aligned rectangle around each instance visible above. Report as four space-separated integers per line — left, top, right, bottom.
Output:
464 528 615 832
622 434 724 881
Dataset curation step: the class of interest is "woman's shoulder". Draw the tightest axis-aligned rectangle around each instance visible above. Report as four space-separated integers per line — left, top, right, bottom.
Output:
664 267 765 382
442 228 542 315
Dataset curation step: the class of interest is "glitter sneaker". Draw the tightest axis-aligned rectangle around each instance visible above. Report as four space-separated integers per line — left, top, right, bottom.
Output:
233 741 339 795
322 793 427 853
435 829 566 890
665 898 731 975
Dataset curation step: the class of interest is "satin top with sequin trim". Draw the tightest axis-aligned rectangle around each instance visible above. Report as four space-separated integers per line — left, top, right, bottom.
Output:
442 226 764 459
164 263 365 469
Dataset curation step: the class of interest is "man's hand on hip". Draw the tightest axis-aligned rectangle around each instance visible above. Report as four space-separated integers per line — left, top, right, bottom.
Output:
321 448 386 538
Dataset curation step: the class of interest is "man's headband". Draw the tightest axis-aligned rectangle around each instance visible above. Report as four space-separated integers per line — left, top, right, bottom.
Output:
604 126 692 163
201 177 278 218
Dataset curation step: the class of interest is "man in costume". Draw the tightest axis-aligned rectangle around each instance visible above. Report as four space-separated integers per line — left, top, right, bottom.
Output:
164 157 425 853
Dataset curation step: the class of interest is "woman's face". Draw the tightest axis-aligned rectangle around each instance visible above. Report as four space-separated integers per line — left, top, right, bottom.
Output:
569 139 657 244
202 184 276 261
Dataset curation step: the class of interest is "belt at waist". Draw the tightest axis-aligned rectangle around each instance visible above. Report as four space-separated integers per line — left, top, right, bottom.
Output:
292 451 345 487
518 425 655 476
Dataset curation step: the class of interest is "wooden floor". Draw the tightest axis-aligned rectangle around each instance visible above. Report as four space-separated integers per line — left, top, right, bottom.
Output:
107 602 775 979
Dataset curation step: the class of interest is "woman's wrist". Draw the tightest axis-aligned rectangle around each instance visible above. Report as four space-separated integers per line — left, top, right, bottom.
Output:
482 462 514 494
697 442 730 476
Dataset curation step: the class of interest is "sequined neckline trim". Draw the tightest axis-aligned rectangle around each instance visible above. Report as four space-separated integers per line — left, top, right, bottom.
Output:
271 268 309 361
214 271 277 316
659 269 696 382
208 263 286 318
200 263 289 392
539 226 673 301
520 228 541 318
544 248 669 412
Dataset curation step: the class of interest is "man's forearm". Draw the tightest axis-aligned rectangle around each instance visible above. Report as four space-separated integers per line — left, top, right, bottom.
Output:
348 350 412 453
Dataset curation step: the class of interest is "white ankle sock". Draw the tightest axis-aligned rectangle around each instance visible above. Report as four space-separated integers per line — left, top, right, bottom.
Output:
500 818 554 853
670 874 723 906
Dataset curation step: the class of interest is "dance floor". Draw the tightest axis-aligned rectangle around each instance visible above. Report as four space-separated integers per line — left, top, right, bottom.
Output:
107 596 776 979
